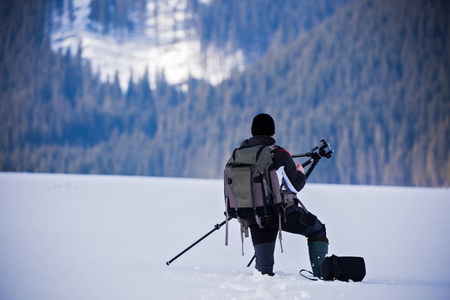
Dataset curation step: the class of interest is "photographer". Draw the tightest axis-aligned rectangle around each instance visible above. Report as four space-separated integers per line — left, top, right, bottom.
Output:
240 113 329 277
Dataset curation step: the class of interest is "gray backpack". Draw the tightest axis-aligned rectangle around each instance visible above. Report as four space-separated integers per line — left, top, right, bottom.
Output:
224 144 284 254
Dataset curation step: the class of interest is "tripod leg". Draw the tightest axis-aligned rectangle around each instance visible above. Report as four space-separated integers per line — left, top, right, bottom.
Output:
247 254 256 267
304 160 319 180
166 218 230 266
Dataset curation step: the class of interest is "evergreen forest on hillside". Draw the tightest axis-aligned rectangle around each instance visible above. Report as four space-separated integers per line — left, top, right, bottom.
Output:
0 0 449 187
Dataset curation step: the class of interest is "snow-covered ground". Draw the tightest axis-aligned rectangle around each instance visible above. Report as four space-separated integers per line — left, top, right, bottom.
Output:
51 0 244 89
0 172 449 299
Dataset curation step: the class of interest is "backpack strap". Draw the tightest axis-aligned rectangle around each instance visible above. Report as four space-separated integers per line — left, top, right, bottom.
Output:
255 145 266 161
268 143 284 253
237 217 250 256
278 213 283 253
231 148 238 161
332 255 340 279
267 144 279 152
281 179 310 214
224 168 230 246
299 269 319 281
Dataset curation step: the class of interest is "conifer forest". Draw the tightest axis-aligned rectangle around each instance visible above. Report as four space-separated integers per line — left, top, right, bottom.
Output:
1 0 449 187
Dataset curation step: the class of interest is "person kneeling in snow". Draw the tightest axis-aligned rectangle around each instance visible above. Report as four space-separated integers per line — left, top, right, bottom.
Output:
241 113 328 277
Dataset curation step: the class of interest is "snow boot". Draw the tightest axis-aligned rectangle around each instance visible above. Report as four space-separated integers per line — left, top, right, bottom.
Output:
307 236 329 278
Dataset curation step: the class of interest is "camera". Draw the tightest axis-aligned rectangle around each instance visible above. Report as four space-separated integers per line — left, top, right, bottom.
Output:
290 139 334 178
311 139 334 159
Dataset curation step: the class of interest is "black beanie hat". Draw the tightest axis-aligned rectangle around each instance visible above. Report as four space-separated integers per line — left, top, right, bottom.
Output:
251 113 275 136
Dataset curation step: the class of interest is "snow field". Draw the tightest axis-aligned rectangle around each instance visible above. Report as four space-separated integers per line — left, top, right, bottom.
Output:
0 173 449 299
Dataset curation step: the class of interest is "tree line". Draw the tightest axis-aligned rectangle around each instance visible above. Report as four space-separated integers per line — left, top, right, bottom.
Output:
0 0 448 187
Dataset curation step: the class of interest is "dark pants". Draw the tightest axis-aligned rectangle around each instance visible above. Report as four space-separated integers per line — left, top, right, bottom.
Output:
249 205 326 274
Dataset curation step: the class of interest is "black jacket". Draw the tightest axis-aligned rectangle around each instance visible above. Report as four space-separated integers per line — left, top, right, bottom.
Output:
239 136 306 193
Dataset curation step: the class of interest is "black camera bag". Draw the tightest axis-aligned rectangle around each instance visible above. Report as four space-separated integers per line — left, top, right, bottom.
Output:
321 255 366 282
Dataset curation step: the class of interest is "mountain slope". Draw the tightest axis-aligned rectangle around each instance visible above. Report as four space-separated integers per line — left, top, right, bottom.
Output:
1 0 449 187
179 0 450 186
50 0 355 88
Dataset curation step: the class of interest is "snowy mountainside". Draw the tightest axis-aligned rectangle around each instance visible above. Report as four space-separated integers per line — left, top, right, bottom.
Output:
51 0 244 89
0 173 449 299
